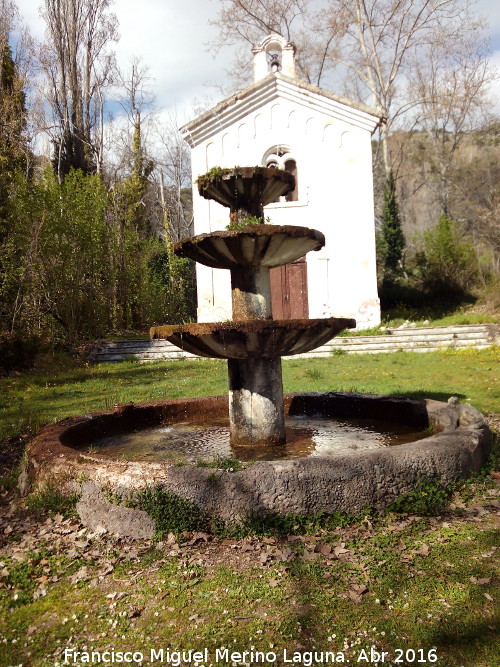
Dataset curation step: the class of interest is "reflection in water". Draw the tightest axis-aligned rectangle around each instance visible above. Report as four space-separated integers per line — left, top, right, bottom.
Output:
85 416 431 463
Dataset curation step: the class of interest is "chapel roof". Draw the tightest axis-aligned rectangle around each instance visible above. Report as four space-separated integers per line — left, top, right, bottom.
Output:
180 71 384 147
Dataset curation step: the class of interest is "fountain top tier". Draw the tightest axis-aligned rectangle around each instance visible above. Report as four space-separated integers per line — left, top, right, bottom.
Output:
197 166 295 225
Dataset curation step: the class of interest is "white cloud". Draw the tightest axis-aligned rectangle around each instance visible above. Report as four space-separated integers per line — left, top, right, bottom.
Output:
112 0 230 121
476 0 500 40
14 0 500 121
15 0 233 122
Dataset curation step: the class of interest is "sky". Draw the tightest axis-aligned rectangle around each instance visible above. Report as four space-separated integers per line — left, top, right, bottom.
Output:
13 0 500 124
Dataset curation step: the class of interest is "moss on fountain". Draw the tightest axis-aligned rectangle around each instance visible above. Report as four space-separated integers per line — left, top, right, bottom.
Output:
196 166 295 221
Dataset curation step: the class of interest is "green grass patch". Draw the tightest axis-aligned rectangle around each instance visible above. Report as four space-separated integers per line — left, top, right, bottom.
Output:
338 312 499 335
135 487 210 537
133 484 366 540
0 515 498 666
195 456 245 472
0 449 26 492
26 483 79 518
1 347 498 446
388 478 456 515
383 311 499 329
225 510 362 538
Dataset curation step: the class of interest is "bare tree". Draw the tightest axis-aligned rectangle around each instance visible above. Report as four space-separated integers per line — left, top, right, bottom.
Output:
153 114 192 244
408 30 496 217
107 57 160 238
210 0 493 177
452 127 500 271
113 57 156 174
209 0 335 91
0 0 16 40
40 0 118 179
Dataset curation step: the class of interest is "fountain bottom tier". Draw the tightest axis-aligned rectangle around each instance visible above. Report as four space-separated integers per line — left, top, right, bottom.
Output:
23 392 493 538
151 317 356 446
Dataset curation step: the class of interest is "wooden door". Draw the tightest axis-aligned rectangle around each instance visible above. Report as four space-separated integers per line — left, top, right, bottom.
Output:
270 257 309 319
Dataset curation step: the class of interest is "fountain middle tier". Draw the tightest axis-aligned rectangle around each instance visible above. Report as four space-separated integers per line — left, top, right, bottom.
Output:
175 225 324 270
150 318 356 359
176 225 325 319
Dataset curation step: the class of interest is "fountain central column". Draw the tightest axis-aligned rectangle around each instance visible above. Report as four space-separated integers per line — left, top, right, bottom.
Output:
228 356 285 445
230 262 272 320
151 167 356 448
226 190 285 444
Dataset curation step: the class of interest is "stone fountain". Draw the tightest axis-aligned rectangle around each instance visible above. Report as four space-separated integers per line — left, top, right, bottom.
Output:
20 167 493 539
150 166 355 447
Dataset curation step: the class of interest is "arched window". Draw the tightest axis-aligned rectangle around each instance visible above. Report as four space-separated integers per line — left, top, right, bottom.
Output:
263 146 298 202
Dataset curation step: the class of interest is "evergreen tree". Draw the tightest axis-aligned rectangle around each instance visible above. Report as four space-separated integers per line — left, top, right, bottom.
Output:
128 115 154 237
379 171 405 285
0 40 28 224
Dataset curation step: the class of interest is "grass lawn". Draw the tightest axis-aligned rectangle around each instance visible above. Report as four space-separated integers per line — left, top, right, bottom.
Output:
0 348 499 666
1 346 499 442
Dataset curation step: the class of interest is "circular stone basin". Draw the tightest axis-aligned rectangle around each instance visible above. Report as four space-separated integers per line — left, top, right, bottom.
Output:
150 318 356 359
174 225 324 270
196 166 295 210
22 392 492 539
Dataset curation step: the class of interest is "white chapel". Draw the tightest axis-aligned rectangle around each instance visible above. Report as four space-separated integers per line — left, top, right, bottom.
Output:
180 35 383 329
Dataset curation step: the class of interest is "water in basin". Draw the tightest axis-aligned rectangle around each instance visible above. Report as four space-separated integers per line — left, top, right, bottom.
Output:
84 416 431 463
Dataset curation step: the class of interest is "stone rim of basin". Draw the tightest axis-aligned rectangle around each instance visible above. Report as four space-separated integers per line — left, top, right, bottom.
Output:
174 224 325 269
21 392 493 538
150 317 356 359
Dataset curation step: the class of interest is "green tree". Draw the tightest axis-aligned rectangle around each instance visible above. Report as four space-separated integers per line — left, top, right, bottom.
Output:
1 169 113 343
416 215 479 298
378 172 405 286
0 40 28 225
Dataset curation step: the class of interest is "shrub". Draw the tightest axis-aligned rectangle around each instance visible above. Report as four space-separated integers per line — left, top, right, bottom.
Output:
0 334 41 374
415 216 479 298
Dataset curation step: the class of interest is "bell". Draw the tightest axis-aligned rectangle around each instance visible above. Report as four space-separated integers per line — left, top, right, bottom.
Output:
270 53 280 73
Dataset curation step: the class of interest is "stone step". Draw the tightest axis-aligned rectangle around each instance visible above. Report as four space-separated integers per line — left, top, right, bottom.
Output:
89 323 499 362
291 342 493 358
335 333 487 346
374 324 493 334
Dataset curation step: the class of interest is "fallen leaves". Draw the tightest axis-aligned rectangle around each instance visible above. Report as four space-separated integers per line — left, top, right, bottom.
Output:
69 566 89 584
470 576 492 585
106 591 127 601
346 583 369 603
401 542 430 562
259 551 271 565
32 585 47 600
414 543 430 557
333 543 351 559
